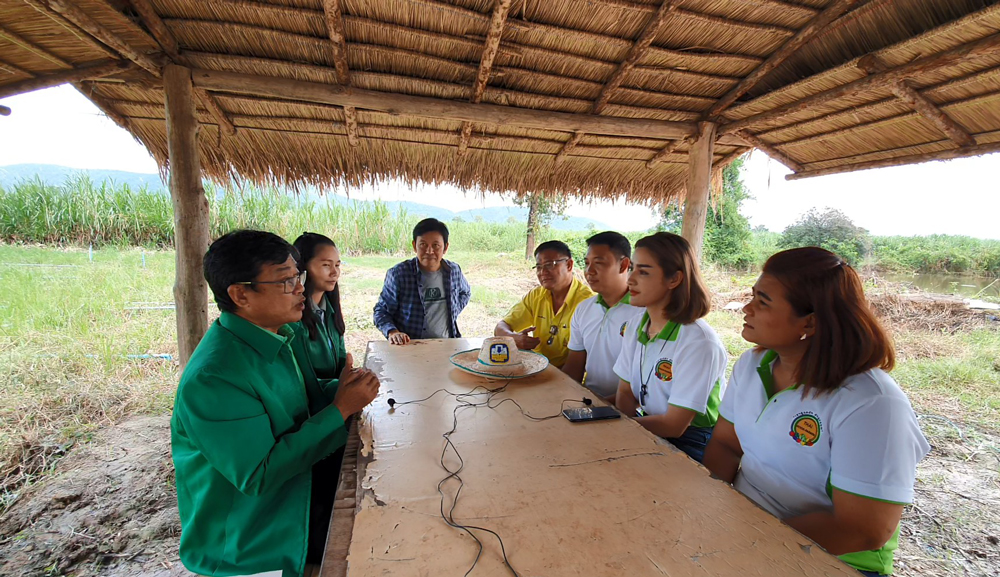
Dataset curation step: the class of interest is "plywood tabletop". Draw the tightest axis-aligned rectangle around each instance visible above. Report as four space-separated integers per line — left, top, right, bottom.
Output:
334 338 856 577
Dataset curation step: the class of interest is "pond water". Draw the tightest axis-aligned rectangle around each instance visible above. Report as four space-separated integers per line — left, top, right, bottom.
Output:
883 273 1000 299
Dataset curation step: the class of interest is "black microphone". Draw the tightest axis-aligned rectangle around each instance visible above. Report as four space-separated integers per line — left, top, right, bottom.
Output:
582 397 592 406
387 398 397 408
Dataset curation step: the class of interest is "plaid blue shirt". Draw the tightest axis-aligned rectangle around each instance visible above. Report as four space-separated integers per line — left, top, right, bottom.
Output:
373 258 472 339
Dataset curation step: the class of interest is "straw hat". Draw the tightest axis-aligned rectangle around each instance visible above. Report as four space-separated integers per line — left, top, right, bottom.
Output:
450 336 549 379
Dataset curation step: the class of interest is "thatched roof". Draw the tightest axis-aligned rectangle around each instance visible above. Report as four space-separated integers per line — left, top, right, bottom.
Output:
1 0 999 202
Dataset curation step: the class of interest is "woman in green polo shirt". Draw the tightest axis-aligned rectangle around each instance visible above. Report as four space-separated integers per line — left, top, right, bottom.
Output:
292 232 348 385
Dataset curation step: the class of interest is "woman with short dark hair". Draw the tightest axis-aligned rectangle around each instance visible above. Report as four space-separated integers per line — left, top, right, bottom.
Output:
703 247 929 577
613 232 727 462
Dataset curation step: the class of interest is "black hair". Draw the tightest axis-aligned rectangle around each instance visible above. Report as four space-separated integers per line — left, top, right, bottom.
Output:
203 230 298 314
586 231 631 260
533 240 572 260
413 218 450 244
293 232 346 339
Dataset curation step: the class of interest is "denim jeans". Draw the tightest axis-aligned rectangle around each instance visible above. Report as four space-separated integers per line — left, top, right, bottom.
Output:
666 426 713 463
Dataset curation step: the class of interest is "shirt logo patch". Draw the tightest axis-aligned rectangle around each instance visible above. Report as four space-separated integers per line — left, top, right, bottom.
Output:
790 413 822 446
655 359 673 381
619 322 627 337
489 343 510 364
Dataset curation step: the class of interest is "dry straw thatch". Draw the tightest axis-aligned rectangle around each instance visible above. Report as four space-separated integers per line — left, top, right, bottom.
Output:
1 0 999 201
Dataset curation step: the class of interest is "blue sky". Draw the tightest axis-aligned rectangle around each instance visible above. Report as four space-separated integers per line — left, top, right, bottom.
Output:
2 85 998 238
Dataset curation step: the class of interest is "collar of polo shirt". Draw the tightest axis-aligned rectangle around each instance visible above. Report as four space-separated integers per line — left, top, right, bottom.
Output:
634 311 680 345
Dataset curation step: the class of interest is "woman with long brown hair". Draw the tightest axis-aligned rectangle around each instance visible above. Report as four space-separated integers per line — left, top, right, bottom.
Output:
704 247 929 576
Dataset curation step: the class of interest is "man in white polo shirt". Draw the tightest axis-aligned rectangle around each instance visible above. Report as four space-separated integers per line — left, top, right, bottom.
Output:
563 232 642 403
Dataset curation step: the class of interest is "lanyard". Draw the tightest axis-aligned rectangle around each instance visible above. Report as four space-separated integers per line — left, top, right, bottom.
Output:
638 321 679 407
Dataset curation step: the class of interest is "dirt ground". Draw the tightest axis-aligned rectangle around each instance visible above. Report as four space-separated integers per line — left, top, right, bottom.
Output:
2 415 998 577
0 418 194 577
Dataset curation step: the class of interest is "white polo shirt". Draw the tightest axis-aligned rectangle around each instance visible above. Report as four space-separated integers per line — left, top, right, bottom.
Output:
567 293 643 397
720 349 930 574
613 313 727 428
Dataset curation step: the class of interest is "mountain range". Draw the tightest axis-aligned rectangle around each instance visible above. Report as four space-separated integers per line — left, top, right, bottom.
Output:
0 164 611 231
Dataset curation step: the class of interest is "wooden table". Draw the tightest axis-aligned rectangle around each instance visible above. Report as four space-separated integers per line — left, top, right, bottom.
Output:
321 339 858 576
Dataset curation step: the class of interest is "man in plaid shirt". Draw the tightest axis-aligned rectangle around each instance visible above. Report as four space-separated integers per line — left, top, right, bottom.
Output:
373 218 472 344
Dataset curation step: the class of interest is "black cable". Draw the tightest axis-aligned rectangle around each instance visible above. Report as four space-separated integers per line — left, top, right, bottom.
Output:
391 380 590 576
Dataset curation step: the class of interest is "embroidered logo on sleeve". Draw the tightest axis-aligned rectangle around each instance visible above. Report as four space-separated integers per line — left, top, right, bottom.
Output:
790 413 822 446
655 359 673 381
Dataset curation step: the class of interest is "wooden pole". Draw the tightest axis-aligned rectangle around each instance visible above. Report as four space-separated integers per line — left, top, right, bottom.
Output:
164 65 210 367
735 129 804 172
458 0 512 156
857 55 976 148
720 31 1000 135
0 60 132 99
681 122 716 259
787 140 1000 180
28 0 163 77
191 68 698 140
705 0 863 119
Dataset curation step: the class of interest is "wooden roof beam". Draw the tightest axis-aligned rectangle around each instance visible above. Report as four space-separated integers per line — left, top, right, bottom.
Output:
459 0 512 157
646 140 682 168
556 0 678 165
127 0 236 136
705 0 863 119
857 54 976 148
26 0 162 78
0 24 72 69
320 0 358 146
0 58 35 79
787 139 1000 180
0 59 132 99
192 68 704 140
735 129 803 171
721 31 1000 135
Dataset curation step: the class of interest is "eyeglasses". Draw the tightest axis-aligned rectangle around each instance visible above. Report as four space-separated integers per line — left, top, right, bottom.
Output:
532 258 569 272
235 270 307 294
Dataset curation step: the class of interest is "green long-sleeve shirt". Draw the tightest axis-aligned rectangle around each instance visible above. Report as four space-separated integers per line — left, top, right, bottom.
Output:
171 312 347 577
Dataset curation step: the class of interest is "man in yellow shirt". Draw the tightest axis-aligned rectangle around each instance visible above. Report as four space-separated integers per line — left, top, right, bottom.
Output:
495 240 594 368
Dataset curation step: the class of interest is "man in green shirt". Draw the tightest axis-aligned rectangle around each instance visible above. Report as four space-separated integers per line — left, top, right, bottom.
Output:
171 230 379 577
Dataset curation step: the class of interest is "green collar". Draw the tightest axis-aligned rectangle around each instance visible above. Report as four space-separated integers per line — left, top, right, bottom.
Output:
219 311 295 363
635 311 680 345
596 291 631 310
756 349 801 399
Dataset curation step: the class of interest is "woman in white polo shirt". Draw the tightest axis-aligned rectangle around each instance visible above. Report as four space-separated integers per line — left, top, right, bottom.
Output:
613 232 727 463
703 247 929 577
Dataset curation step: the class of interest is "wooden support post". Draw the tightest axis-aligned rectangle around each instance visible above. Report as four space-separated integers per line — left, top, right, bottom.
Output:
681 122 716 260
164 65 210 367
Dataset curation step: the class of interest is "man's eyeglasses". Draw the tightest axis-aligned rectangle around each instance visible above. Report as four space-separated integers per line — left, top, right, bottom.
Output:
235 270 307 294
532 258 568 272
